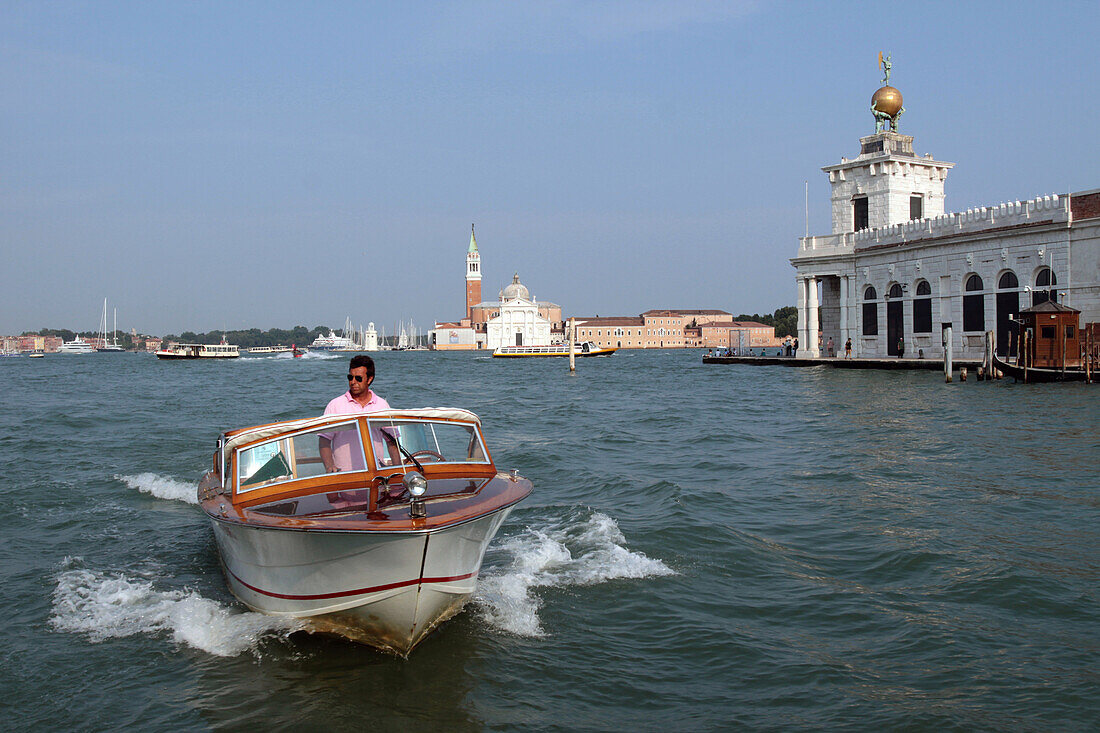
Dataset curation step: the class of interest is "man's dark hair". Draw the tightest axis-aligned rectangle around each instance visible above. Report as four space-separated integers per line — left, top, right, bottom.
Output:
349 354 375 379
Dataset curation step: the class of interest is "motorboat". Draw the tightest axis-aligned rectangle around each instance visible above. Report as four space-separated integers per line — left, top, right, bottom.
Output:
291 344 306 357
492 341 617 358
28 351 45 358
198 408 532 655
156 337 240 359
57 337 96 354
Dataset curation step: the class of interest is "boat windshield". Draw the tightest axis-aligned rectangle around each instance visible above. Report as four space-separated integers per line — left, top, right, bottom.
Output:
237 420 365 492
366 418 488 470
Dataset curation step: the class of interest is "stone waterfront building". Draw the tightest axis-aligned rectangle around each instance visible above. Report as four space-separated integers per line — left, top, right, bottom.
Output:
791 69 1099 360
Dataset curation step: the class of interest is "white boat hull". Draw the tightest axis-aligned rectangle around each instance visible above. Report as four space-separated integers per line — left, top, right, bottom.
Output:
209 508 514 654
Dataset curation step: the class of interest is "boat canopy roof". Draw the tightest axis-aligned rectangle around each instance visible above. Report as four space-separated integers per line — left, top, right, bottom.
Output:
222 408 481 458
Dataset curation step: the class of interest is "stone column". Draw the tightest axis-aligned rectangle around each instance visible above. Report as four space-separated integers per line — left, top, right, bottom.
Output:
796 277 807 357
807 276 820 357
839 275 849 352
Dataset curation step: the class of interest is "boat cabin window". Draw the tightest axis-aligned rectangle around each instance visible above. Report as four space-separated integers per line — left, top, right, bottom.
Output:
366 419 488 469
237 421 365 492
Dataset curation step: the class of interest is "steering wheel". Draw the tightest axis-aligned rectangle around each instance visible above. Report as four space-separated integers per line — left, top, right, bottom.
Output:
409 449 445 463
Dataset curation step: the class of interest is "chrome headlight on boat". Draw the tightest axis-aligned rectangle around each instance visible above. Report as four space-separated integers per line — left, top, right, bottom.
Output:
403 471 427 497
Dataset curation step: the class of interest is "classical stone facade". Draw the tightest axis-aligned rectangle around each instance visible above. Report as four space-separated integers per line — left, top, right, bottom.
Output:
792 128 1099 360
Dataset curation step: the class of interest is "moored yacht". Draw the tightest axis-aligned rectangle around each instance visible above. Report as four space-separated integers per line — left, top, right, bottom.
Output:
57 337 96 355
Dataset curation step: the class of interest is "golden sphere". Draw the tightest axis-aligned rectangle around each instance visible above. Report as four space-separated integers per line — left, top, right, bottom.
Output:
871 86 903 117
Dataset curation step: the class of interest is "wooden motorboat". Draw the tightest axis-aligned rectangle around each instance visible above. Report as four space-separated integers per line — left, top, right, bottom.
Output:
198 408 532 655
492 341 617 358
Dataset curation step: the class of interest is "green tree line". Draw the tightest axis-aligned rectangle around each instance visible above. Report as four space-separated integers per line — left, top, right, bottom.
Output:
161 326 337 348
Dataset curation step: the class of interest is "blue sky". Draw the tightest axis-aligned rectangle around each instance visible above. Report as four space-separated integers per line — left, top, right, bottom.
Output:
2 1 1097 335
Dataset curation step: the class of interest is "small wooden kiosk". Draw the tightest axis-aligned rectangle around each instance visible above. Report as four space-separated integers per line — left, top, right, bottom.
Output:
1019 300 1081 369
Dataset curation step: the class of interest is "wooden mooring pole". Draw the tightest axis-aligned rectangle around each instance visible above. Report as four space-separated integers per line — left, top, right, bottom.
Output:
569 317 576 373
943 325 953 383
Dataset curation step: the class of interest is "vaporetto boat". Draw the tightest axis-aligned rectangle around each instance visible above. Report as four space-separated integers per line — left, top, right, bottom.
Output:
492 341 617 358
198 408 532 655
155 342 240 359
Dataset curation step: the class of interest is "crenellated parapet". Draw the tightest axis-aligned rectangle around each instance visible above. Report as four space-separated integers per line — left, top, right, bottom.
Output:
800 193 1070 257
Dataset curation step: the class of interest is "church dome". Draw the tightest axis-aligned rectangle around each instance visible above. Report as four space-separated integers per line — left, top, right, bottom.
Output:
501 272 530 301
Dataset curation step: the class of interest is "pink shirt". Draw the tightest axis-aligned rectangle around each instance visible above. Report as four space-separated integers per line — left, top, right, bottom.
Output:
322 390 390 470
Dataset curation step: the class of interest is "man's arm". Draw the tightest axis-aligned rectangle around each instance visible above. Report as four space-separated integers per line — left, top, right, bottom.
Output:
319 436 337 472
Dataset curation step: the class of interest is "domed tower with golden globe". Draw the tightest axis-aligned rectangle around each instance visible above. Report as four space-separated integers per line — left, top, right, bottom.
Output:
818 53 954 236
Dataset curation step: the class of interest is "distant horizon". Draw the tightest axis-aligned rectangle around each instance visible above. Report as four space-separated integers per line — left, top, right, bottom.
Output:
8 303 795 339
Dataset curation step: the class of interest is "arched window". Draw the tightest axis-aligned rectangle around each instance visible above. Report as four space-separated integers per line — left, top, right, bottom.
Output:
998 271 1018 289
913 280 932 333
963 274 985 331
862 286 878 336
1033 267 1057 305
888 284 903 299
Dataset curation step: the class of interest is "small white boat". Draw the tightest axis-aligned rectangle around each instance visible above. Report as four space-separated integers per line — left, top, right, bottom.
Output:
492 341 617 358
198 408 532 655
28 351 45 358
57 338 96 355
156 340 240 359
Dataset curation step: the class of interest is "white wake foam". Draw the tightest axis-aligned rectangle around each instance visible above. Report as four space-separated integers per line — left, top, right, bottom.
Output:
117 473 197 504
474 511 675 637
241 350 339 361
50 560 303 657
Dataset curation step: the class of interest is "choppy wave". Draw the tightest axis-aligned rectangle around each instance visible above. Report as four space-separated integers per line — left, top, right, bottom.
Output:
474 511 675 637
50 559 302 657
116 473 197 504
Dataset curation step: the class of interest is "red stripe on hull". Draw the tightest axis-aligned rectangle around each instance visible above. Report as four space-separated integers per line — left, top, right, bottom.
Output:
227 569 477 601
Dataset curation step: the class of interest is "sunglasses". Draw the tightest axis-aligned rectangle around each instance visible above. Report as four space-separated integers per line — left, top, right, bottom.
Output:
347 374 365 382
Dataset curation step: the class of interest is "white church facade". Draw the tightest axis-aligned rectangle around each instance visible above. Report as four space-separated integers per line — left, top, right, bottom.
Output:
431 226 561 350
792 87 1099 361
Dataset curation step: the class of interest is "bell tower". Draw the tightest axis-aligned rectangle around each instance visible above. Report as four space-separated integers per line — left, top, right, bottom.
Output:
465 224 482 319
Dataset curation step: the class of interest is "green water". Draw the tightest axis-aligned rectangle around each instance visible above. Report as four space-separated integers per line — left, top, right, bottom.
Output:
1 350 1097 730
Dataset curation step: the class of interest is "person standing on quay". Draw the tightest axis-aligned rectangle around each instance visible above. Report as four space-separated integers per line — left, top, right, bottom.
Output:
897 336 905 359
845 337 852 358
827 337 834 357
